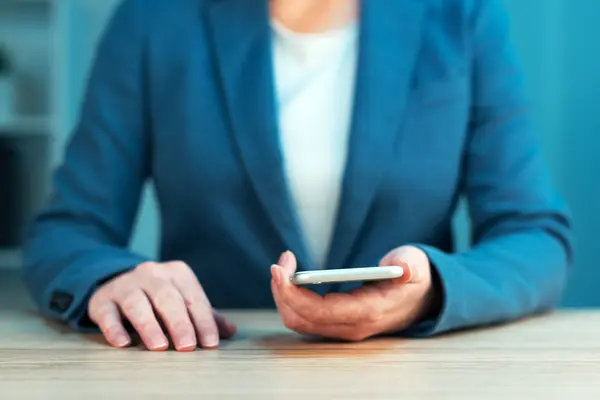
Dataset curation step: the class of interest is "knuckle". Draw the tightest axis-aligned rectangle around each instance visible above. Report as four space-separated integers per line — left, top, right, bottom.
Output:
103 273 132 296
153 285 179 309
166 260 191 274
135 261 156 273
171 320 192 333
172 260 190 269
120 292 143 315
186 293 210 309
139 320 160 335
172 323 195 339
104 324 124 337
135 262 165 279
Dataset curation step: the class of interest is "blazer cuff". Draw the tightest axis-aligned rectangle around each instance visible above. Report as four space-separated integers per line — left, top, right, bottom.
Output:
42 253 149 331
400 244 463 337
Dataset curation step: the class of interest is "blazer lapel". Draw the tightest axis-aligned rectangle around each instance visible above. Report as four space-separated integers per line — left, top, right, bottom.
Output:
206 0 313 270
326 0 425 270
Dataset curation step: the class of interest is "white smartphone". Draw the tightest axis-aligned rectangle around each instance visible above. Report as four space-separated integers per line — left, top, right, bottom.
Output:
291 266 404 285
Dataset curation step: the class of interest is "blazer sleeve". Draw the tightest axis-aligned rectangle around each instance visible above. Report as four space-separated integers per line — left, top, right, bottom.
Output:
406 0 573 336
22 0 151 330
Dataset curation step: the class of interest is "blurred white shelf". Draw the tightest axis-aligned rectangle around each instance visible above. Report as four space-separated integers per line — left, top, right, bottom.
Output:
1 0 52 5
0 0 56 133
0 115 52 135
0 0 53 13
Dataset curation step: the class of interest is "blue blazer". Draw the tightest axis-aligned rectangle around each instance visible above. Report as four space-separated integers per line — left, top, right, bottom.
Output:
23 0 573 336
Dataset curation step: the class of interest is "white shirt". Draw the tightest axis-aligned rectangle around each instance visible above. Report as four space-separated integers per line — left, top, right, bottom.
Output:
272 20 358 268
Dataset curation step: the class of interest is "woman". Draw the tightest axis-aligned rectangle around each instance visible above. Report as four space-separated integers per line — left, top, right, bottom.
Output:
23 0 572 352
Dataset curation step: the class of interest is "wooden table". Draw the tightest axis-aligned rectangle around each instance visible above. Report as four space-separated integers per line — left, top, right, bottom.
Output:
1 309 599 399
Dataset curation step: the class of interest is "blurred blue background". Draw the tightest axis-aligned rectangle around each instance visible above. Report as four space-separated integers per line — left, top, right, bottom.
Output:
0 0 598 306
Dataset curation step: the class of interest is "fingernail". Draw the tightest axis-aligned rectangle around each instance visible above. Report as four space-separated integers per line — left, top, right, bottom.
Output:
202 334 219 348
149 339 169 351
177 336 197 351
177 342 197 351
278 251 291 266
114 334 131 348
397 261 414 283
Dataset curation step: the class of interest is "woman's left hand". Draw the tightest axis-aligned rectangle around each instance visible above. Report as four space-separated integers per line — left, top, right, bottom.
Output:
271 247 437 341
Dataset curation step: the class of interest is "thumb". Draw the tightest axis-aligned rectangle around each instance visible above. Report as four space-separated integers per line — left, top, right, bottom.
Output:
379 247 421 284
277 250 297 278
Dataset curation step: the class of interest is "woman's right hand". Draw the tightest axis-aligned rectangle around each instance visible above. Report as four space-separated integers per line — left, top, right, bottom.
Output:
88 261 237 351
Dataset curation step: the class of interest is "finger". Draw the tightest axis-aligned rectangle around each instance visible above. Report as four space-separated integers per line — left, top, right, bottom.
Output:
171 273 220 349
379 248 423 284
213 310 237 339
271 276 310 334
271 279 372 341
385 259 414 284
144 281 197 351
272 264 370 325
117 290 169 351
277 250 297 279
89 300 131 348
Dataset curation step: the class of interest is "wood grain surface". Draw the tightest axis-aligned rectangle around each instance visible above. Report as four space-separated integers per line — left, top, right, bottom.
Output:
1 309 599 399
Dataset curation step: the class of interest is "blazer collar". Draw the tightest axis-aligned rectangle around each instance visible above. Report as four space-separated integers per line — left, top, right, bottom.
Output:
206 0 425 273
206 0 315 272
326 0 425 270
